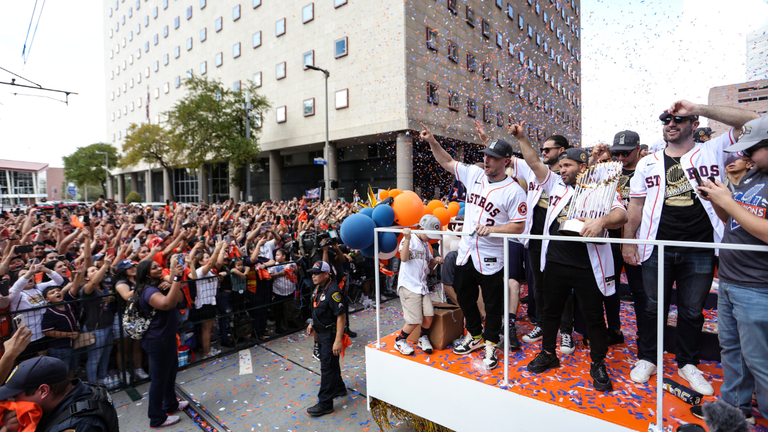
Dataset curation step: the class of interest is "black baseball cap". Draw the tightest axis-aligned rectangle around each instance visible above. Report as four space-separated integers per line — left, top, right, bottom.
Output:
481 139 514 159
611 131 641 151
0 356 68 400
693 127 714 142
559 148 589 164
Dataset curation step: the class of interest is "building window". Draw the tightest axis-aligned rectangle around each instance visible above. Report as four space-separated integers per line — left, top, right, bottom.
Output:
507 4 514 19
233 4 241 21
187 6 192 19
335 89 349 109
200 61 207 74
543 11 548 23
252 31 262 48
467 52 476 73
448 90 459 111
252 71 262 87
483 103 492 123
253 0 261 7
276 18 286 36
233 42 241 58
153 6 158 18
201 0 206 9
481 19 490 38
154 61 159 71
467 97 477 117
303 98 315 116
496 32 503 47
215 52 223 67
276 62 286 79
187 38 193 50
174 46 180 58
447 0 457 14
518 15 524 30
528 25 533 38
136 23 141 34
174 16 179 29
536 33 541 46
153 34 158 45
535 1 540 15
303 3 314 23
482 62 491 80
496 70 505 87
144 16 149 27
427 82 438 105
497 111 505 127
334 0 347 7
303 50 314 69
129 31 133 41
508 41 514 56
163 25 168 37
163 0 168 10
334 37 348 58
276 106 287 123
448 41 458 62
154 88 160 98
164 82 170 93
163 54 169 65
200 28 207 42
233 80 241 92
215 17 223 32
426 27 437 50
175 76 181 88
466 6 475 27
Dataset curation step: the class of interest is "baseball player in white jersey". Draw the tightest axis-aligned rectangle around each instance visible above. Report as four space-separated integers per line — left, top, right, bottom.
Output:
511 121 627 392
623 100 759 395
420 123 526 370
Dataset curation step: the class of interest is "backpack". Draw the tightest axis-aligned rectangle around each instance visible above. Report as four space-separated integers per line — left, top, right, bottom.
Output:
38 383 119 432
122 296 155 340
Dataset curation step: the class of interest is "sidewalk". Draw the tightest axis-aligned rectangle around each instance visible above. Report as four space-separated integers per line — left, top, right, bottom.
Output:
114 300 413 432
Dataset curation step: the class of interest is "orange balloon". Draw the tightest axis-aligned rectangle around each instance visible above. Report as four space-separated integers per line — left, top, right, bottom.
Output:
392 192 423 227
447 202 460 217
379 190 389 200
423 205 432 215
427 200 444 211
432 207 451 226
389 189 403 198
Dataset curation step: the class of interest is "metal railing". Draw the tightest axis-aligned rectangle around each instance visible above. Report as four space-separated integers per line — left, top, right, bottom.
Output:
371 227 768 432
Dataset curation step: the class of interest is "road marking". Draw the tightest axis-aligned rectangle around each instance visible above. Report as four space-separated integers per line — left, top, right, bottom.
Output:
239 349 252 375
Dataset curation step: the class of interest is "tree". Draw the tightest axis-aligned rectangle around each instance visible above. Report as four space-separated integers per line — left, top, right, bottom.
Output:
121 122 182 200
165 75 270 185
63 143 120 198
125 191 143 204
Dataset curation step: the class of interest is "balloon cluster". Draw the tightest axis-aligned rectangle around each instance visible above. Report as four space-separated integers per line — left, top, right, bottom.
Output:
339 188 465 259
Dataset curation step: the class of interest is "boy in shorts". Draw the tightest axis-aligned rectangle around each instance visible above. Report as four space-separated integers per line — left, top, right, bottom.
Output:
394 215 444 355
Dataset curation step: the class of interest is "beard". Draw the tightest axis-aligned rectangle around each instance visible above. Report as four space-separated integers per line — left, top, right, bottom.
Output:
663 122 693 145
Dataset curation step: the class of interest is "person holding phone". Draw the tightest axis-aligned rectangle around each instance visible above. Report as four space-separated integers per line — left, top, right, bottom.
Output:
80 256 116 385
41 267 85 377
9 262 65 359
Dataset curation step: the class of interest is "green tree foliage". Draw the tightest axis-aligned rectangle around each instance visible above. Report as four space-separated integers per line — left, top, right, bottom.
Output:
125 191 143 204
63 143 120 197
121 122 181 200
165 75 270 185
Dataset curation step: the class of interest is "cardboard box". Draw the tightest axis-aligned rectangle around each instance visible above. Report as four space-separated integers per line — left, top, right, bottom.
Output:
406 302 464 351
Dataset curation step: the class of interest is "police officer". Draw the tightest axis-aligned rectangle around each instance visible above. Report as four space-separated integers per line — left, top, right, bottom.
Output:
305 261 347 417
0 356 119 432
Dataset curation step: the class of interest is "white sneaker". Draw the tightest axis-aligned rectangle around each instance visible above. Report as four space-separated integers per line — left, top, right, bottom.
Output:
559 333 575 355
678 364 714 396
417 335 433 354
161 415 181 427
630 360 658 384
134 368 149 380
522 326 543 343
394 338 414 356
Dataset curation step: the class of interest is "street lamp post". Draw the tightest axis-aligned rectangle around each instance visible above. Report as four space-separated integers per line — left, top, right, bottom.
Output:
96 151 110 199
306 65 331 201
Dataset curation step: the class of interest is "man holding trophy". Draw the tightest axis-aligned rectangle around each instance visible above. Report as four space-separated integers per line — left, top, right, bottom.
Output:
510 121 628 392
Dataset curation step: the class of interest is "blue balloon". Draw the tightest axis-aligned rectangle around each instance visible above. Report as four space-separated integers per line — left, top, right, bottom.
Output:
340 214 375 250
378 232 398 254
458 208 465 216
361 243 375 258
359 207 374 218
459 202 465 208
371 204 395 228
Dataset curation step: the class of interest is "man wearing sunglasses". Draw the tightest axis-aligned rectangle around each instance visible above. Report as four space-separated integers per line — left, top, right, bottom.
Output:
696 115 768 424
623 100 759 396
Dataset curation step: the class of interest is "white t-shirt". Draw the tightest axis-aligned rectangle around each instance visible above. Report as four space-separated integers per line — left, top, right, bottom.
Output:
195 268 217 308
397 235 433 295
259 239 277 260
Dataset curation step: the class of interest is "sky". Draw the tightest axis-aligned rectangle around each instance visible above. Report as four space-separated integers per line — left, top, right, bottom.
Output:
0 0 767 168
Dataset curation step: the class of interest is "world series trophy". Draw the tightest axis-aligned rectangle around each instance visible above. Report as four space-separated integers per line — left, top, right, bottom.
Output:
559 162 623 236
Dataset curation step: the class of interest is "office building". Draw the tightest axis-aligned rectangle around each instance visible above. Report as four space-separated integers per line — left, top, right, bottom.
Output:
0 160 64 206
105 0 581 202
707 79 768 137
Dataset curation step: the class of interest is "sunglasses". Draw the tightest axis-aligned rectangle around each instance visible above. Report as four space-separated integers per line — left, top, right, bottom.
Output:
660 116 692 126
541 147 559 154
611 150 634 157
744 141 768 158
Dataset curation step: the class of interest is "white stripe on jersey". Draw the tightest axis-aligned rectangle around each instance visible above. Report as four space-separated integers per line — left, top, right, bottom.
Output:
453 161 527 275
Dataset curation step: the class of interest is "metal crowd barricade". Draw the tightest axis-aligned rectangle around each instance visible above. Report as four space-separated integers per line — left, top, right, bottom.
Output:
372 227 768 432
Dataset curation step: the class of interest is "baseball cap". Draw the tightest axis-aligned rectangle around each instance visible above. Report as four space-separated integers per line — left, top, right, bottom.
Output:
559 148 589 164
308 261 331 274
639 144 649 151
0 356 68 400
418 215 442 239
610 131 641 151
725 116 768 153
92 253 105 262
659 112 698 122
116 259 136 272
481 139 514 159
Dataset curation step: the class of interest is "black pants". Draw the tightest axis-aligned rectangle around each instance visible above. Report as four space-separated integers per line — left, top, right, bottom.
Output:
246 286 271 337
542 262 608 363
316 331 346 408
142 335 179 427
530 246 574 332
453 256 504 344
272 293 292 333
610 244 646 339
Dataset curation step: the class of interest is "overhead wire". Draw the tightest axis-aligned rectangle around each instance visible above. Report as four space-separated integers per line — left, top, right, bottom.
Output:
21 0 48 64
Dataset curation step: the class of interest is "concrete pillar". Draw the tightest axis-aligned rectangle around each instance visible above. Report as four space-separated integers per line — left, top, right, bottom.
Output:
328 143 338 200
130 174 139 197
106 176 114 200
396 133 413 192
117 174 125 203
198 166 209 204
228 162 241 201
145 169 153 202
269 151 282 200
162 169 172 202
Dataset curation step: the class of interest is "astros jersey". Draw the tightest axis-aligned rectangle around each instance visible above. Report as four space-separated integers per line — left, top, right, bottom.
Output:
453 161 527 274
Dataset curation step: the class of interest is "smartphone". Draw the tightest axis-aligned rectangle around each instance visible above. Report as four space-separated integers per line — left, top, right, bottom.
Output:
134 224 145 230
214 234 221 242
0 280 10 297
107 247 115 257
224 235 231 243
13 314 26 329
177 253 185 266
29 258 40 265
154 211 160 219
132 237 141 252
14 244 34 255
96 227 102 236
328 230 338 239
691 169 707 197
83 214 90 225
54 204 61 219
264 222 272 227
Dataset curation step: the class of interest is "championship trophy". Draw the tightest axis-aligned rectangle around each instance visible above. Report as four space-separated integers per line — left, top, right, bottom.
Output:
558 162 623 236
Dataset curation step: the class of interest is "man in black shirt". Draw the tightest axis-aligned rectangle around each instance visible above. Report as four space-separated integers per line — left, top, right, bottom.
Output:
305 261 347 417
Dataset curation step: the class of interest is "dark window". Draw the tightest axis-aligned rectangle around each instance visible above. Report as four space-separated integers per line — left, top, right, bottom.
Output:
482 62 491 80
447 0 457 14
427 82 438 105
467 52 476 73
448 41 458 62
483 103 492 123
467 97 477 117
481 19 490 38
427 27 438 50
448 91 459 111
466 6 475 27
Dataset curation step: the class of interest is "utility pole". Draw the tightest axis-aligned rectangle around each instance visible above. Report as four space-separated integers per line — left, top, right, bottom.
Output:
306 65 331 201
245 90 252 202
96 151 110 198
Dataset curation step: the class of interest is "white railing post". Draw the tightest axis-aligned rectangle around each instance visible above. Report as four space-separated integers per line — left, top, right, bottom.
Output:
374 231 382 349
503 237 510 388
652 244 665 432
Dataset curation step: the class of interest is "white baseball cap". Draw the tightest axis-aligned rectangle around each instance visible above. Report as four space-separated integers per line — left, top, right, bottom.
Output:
418 215 442 239
725 116 768 153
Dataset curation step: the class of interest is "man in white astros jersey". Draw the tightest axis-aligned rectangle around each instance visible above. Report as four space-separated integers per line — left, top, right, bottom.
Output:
420 123 527 370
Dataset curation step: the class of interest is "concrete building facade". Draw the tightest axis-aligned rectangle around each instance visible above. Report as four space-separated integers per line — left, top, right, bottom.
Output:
707 79 768 137
105 0 581 203
747 25 768 82
0 161 64 206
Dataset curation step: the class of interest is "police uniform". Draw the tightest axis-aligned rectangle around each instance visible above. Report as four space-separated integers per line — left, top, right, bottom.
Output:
36 380 117 432
311 277 347 409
